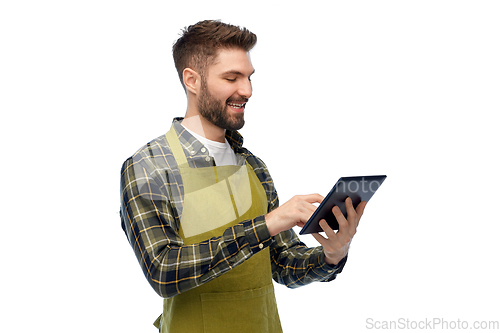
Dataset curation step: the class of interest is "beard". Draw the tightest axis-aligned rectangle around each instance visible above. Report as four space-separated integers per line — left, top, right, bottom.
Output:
198 79 247 131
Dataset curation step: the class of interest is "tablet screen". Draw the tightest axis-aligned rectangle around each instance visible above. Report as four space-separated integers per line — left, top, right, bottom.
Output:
299 175 386 235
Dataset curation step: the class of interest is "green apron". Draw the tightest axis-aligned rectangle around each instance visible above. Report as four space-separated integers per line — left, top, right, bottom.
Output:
154 126 282 332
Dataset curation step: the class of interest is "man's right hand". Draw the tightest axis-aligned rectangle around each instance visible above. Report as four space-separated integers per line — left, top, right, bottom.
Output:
264 194 324 237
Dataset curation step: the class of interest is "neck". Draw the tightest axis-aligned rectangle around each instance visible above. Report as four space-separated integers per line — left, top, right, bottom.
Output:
181 114 226 143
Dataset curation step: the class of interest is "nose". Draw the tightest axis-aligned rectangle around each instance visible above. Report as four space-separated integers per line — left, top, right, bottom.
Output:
238 78 252 99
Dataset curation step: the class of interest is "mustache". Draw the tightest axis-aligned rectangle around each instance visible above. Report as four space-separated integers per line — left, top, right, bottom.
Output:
226 97 249 103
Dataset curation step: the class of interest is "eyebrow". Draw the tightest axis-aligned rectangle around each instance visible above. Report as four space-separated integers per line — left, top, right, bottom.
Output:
220 69 255 77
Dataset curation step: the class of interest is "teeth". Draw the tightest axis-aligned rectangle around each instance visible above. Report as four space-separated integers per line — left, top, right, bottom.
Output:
227 103 245 108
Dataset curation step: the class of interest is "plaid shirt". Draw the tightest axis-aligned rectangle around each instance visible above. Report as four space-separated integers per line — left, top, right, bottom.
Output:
120 118 346 298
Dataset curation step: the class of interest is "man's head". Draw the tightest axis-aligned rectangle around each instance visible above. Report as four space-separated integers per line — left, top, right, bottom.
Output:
173 20 257 132
173 20 257 86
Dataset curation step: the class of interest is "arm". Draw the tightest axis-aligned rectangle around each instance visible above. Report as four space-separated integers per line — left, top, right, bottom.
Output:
120 156 272 298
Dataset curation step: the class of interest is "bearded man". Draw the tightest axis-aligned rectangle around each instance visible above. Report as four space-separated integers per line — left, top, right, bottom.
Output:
120 20 365 333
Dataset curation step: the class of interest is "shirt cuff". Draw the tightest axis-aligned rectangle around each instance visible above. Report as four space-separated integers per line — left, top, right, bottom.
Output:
318 253 348 281
242 215 273 254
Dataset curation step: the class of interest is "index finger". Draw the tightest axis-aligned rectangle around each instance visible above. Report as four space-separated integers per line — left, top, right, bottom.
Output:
300 193 324 204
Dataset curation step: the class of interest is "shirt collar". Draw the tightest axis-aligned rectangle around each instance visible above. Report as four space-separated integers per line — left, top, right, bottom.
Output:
172 117 244 153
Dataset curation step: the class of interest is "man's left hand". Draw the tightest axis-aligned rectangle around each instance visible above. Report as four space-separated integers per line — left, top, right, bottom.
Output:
312 197 367 266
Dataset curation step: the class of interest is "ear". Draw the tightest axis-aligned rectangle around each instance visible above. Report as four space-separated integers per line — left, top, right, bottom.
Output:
183 68 201 95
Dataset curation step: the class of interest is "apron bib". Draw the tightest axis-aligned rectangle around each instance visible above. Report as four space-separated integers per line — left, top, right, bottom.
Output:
154 126 282 333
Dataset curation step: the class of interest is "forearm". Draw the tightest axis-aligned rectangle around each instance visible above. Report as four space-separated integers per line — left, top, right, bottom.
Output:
270 229 347 288
124 211 272 298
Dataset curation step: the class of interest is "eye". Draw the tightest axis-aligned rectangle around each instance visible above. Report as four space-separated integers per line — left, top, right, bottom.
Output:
226 78 236 82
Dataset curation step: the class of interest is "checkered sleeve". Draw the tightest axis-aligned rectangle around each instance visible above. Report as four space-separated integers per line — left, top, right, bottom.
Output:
120 155 272 299
270 229 347 287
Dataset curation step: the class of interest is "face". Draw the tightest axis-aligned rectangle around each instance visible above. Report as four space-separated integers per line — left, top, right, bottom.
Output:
197 48 254 131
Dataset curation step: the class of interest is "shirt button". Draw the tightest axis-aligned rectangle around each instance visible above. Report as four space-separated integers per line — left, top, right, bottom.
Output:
205 156 210 162
201 147 207 153
259 243 264 249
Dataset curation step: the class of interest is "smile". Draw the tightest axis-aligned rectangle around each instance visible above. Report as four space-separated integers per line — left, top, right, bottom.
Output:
227 102 246 110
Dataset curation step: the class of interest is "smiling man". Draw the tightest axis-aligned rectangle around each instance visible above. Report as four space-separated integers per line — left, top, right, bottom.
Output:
120 20 365 333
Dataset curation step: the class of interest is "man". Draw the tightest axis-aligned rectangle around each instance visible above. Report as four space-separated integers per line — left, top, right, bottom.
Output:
120 20 366 332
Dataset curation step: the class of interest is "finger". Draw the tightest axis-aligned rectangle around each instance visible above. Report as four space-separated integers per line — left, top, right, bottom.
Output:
332 205 349 236
300 193 324 204
319 219 336 239
344 197 358 236
345 196 356 220
356 201 367 219
296 202 319 222
296 210 315 226
304 201 320 213
296 194 324 217
345 197 356 220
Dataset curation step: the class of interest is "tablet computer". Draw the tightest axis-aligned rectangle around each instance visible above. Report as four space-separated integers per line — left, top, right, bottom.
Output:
299 175 387 235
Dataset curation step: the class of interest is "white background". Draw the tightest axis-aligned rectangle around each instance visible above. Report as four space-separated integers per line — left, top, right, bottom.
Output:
1 1 499 332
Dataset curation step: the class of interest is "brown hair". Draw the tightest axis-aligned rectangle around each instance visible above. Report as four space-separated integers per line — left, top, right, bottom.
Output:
172 20 257 86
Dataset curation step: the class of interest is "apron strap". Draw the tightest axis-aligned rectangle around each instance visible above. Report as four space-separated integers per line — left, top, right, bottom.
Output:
165 124 189 166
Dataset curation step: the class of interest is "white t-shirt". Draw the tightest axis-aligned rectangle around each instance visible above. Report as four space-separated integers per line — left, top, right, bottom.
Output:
182 126 237 166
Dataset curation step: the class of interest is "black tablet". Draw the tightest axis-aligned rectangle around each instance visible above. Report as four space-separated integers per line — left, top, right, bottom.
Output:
299 175 387 235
